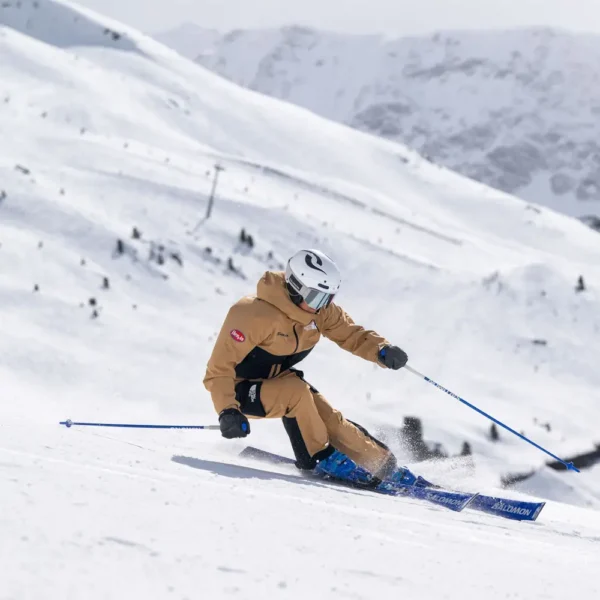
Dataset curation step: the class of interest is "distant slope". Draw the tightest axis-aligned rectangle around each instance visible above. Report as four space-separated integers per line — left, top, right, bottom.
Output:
189 25 600 222
153 22 221 59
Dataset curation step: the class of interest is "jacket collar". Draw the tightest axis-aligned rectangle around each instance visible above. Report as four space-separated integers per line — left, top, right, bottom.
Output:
256 271 315 326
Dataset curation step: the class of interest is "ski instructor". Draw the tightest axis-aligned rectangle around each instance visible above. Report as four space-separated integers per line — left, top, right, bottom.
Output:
204 249 418 490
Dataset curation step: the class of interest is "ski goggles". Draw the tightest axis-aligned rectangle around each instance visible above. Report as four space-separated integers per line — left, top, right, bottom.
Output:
288 274 335 310
304 288 335 310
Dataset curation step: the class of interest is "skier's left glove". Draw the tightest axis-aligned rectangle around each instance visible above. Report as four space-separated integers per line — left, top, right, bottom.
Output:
378 345 408 370
219 408 250 439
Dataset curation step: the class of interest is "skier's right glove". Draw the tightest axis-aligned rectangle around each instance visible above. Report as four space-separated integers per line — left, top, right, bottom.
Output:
378 345 408 370
219 408 250 439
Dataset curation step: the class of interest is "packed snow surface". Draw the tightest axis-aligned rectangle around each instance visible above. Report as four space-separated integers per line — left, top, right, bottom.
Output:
1 1 600 598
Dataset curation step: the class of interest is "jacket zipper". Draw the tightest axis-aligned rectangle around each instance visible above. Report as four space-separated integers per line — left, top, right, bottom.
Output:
292 324 299 354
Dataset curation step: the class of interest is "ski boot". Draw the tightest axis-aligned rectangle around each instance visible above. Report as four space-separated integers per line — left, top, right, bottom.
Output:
377 466 434 493
314 449 376 487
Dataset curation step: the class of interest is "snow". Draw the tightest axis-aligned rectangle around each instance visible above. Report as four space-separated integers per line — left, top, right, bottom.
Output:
3 424 600 600
153 23 222 61
2 1 600 597
190 26 600 220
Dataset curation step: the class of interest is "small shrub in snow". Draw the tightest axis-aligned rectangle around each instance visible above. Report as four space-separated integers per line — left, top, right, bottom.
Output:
103 28 122 41
114 239 125 256
170 251 183 267
490 423 499 442
239 228 255 249
460 442 472 456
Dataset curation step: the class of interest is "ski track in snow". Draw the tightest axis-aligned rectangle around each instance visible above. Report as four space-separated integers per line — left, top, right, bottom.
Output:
1 1 600 598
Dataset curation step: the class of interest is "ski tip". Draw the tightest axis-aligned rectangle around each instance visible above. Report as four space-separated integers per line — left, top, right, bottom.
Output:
59 419 73 428
531 501 546 522
566 462 581 473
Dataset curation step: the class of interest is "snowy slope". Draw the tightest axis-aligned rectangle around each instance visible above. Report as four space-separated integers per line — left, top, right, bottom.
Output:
2 2 600 597
191 26 600 222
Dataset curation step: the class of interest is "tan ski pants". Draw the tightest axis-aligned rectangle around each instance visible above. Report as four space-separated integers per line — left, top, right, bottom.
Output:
236 371 394 477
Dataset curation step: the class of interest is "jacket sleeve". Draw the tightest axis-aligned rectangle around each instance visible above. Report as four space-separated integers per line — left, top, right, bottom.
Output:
203 302 272 414
319 303 389 365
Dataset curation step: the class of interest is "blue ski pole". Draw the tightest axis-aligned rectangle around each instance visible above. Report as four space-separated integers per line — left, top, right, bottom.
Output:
59 419 221 431
404 366 580 472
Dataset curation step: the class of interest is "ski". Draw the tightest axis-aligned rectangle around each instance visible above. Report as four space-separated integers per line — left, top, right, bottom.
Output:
240 446 296 465
469 495 546 522
239 446 546 522
379 482 478 512
238 447 477 513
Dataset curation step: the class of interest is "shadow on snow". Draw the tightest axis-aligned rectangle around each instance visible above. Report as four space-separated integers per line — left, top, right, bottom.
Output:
171 454 375 499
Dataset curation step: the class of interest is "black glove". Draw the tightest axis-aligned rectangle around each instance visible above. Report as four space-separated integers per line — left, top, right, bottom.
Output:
219 408 250 439
379 345 408 370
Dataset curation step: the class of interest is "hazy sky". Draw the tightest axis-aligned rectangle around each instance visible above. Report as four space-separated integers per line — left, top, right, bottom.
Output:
77 0 600 36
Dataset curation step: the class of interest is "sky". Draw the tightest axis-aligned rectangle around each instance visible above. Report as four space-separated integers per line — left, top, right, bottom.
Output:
76 0 600 36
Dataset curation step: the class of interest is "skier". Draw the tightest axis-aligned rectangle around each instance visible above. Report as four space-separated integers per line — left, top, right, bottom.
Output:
204 249 420 490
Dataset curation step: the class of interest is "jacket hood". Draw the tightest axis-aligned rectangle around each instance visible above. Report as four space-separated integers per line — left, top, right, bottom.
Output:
256 271 314 326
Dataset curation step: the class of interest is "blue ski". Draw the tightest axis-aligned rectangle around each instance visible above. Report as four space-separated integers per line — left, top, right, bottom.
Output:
239 446 545 522
469 495 546 522
377 481 478 512
239 447 476 512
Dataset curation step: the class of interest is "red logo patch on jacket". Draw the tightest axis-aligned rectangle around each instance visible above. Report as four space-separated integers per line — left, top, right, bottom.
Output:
230 329 246 343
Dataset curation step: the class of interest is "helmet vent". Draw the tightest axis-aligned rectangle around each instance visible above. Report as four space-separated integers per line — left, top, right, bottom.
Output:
289 274 302 291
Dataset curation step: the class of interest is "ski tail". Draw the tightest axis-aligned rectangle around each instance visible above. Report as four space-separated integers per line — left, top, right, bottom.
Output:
239 446 296 465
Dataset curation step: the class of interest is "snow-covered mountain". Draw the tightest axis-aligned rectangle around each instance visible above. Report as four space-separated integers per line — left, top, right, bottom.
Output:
153 22 221 60
3 2 600 597
191 26 600 223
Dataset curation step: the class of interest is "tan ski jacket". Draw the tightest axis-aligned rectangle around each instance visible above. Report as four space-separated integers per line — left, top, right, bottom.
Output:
204 271 389 414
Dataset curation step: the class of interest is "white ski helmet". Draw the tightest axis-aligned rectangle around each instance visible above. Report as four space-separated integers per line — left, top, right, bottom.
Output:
285 249 341 310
